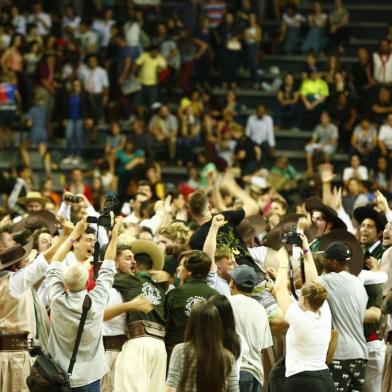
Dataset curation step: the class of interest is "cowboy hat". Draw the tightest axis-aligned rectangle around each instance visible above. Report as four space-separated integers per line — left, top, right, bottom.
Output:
237 215 266 243
305 196 347 230
353 205 387 232
131 239 164 271
12 211 60 235
318 229 364 276
0 242 34 270
18 191 50 206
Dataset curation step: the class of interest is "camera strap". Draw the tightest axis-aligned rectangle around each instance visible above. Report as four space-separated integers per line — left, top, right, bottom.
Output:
288 254 298 300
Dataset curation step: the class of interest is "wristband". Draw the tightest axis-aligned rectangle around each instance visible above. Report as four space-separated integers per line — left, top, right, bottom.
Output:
69 238 77 244
303 248 310 254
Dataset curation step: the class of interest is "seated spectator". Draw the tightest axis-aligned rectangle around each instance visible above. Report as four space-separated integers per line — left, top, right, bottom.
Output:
177 105 202 165
130 119 154 158
351 118 378 169
245 103 276 160
351 47 375 101
329 92 357 151
342 177 369 216
116 139 146 204
279 2 305 55
305 112 338 174
222 89 242 121
79 20 99 56
148 104 178 162
275 72 301 129
299 68 329 127
373 39 392 85
302 1 328 55
324 55 345 85
269 155 300 198
10 5 26 35
301 52 321 80
370 87 392 125
328 0 349 53
62 79 87 166
378 113 392 163
372 156 392 195
342 154 369 183
105 122 126 175
232 124 260 176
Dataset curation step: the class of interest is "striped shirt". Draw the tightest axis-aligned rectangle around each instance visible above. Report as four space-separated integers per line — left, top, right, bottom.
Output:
202 0 226 29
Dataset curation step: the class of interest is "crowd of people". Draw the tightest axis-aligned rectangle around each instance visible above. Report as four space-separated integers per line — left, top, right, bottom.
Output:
1 0 392 392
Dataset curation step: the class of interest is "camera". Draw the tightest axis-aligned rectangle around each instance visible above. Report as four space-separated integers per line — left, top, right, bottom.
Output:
64 194 81 204
282 231 302 247
87 194 119 228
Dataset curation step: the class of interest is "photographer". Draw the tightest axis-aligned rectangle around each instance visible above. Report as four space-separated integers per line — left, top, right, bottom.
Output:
46 218 119 390
59 191 109 249
272 239 335 392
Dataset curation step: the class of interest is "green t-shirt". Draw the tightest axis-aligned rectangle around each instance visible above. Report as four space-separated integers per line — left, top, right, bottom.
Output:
165 278 218 347
116 149 144 175
113 272 166 325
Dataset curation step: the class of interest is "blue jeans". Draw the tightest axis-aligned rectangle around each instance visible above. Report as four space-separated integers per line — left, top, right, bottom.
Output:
239 370 263 392
65 119 83 157
71 379 100 392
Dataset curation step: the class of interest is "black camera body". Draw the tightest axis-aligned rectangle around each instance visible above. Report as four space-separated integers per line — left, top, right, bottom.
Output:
86 194 118 229
282 231 302 247
64 194 81 204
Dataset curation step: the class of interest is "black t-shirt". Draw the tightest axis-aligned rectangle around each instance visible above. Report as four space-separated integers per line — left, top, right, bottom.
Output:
189 209 258 269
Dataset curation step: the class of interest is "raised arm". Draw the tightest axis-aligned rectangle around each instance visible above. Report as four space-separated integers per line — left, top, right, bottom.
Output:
52 218 88 262
220 172 259 217
273 247 293 317
203 214 225 271
104 294 153 321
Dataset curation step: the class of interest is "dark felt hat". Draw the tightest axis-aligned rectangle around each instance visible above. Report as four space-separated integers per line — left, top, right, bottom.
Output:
0 242 34 270
305 196 347 230
237 215 266 243
12 210 60 236
353 205 387 232
318 229 364 275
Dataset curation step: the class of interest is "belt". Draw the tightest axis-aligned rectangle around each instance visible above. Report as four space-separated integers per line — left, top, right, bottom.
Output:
0 332 29 351
103 335 126 351
387 331 392 344
127 321 166 341
366 331 379 343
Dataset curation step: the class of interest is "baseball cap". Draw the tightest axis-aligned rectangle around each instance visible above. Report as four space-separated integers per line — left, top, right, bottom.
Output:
228 265 257 292
323 242 352 262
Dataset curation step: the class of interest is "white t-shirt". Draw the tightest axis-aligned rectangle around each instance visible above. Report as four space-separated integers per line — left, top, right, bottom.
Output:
103 288 126 336
285 302 331 377
79 65 109 94
379 124 392 150
343 166 368 182
229 294 273 384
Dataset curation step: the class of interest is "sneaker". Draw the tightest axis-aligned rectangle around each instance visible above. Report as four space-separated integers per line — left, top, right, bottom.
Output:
62 156 73 165
71 157 81 165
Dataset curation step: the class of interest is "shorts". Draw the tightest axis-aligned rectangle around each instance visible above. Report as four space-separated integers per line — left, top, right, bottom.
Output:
29 127 48 145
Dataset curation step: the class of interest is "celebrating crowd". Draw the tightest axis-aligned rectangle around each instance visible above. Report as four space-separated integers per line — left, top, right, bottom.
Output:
1 0 392 392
